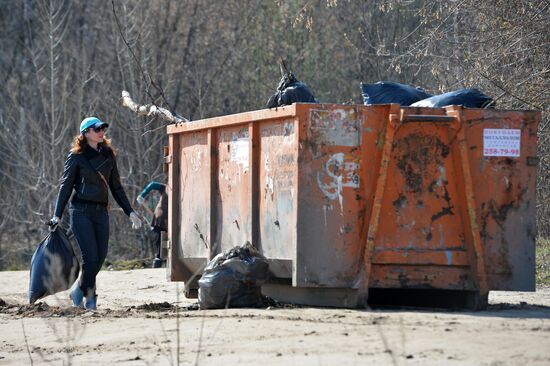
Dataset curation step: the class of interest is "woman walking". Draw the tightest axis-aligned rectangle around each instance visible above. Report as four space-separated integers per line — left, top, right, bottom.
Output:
49 117 142 310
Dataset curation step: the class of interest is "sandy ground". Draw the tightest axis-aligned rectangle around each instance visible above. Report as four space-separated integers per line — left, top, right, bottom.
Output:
1 269 549 366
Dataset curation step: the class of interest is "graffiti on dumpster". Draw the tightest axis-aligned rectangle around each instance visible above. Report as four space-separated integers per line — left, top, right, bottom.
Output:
317 152 360 211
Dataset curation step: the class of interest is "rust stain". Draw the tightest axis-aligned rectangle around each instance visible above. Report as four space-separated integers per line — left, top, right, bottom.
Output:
394 133 450 194
480 185 527 239
392 193 407 211
428 179 455 223
398 272 410 288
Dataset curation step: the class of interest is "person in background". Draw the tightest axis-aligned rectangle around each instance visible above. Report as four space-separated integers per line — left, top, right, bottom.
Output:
136 181 168 268
49 117 142 310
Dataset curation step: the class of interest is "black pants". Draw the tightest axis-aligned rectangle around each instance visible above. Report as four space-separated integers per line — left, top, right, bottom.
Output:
152 226 163 259
70 202 109 298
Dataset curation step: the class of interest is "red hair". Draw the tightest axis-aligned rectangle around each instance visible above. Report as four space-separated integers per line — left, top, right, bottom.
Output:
70 134 115 155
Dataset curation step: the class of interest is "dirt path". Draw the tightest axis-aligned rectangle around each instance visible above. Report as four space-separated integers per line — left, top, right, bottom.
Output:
1 269 549 365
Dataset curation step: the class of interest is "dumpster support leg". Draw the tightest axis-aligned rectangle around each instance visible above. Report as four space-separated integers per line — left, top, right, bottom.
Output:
447 106 489 308
167 133 183 281
359 104 401 306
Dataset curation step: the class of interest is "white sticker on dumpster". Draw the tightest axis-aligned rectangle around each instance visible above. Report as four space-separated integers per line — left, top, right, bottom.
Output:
483 129 521 157
231 138 249 171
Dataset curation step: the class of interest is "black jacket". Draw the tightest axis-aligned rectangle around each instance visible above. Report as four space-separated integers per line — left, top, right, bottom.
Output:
152 186 168 231
54 145 133 218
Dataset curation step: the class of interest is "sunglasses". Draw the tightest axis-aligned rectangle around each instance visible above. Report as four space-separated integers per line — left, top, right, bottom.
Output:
90 125 108 133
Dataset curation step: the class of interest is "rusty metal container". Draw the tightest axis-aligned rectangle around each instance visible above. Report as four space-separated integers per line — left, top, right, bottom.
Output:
164 103 540 308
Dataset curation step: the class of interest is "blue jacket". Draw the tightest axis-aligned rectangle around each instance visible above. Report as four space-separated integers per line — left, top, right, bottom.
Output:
139 181 167 230
139 181 166 198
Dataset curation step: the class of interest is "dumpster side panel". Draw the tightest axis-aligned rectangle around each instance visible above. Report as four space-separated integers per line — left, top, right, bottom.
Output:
215 126 252 252
258 119 298 261
179 132 212 258
167 132 210 282
295 104 366 287
465 109 540 290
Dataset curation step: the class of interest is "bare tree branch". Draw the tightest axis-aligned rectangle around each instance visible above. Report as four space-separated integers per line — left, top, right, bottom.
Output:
120 90 189 124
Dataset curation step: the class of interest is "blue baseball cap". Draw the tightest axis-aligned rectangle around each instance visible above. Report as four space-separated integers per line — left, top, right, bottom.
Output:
80 117 109 133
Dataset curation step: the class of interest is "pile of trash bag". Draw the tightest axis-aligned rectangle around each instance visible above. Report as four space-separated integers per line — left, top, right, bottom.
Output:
28 227 80 304
410 88 494 108
266 61 318 108
263 59 495 110
198 242 269 309
360 81 432 106
361 81 494 108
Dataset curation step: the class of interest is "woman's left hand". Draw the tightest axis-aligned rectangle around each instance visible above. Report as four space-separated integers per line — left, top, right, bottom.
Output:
129 212 142 229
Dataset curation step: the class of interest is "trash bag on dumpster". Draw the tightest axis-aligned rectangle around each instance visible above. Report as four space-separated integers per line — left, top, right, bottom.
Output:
360 81 432 106
410 88 495 108
28 227 80 304
266 61 318 108
198 242 269 309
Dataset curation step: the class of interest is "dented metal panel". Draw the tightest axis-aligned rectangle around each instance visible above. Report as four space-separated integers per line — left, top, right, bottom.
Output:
296 106 365 287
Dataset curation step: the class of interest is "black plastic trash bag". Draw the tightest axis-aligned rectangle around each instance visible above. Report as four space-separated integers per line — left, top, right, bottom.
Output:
266 61 318 108
198 242 269 309
360 81 432 106
410 88 495 108
28 227 80 304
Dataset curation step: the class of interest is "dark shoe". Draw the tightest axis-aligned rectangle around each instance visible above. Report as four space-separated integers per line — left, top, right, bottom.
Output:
69 282 84 308
152 257 162 268
85 295 97 310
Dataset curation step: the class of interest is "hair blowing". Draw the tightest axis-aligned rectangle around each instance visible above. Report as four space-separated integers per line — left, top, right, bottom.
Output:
70 134 115 155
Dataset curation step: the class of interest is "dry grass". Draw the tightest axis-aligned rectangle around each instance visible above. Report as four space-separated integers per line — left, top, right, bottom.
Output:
102 259 149 271
536 238 550 286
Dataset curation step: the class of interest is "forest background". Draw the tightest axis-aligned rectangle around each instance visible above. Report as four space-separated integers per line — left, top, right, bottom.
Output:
0 0 548 273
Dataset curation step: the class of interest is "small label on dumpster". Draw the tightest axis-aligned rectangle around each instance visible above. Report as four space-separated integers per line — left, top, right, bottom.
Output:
483 129 521 157
231 138 249 171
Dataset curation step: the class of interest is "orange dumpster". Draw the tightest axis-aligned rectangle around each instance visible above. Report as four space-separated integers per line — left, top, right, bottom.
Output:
164 103 540 308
